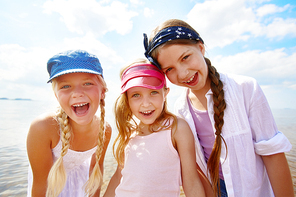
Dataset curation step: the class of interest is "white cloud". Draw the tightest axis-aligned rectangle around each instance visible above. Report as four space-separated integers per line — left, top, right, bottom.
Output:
62 32 125 67
187 0 257 48
186 0 295 48
212 48 296 86
0 44 48 82
256 4 290 17
0 44 55 100
288 84 296 90
263 18 296 39
130 0 143 6
0 33 124 100
19 13 28 18
143 7 154 18
43 0 138 36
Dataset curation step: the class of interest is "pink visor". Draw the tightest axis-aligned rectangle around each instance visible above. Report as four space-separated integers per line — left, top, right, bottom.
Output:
121 63 166 93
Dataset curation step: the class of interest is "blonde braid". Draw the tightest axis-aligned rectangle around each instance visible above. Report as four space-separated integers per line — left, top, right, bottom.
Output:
205 57 227 196
84 98 105 196
46 108 71 197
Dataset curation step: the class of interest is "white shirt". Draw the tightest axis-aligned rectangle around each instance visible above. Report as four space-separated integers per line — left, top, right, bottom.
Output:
27 137 97 197
174 73 292 197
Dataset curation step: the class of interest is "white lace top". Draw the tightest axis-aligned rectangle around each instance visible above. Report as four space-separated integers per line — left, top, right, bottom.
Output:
27 138 97 197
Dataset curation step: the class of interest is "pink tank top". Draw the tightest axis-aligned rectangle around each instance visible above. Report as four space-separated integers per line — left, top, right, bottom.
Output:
115 128 181 197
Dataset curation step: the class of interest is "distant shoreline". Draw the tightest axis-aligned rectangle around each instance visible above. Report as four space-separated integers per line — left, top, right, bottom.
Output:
0 98 32 101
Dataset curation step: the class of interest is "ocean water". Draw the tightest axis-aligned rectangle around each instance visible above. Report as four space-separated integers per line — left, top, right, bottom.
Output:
0 100 295 196
0 100 54 196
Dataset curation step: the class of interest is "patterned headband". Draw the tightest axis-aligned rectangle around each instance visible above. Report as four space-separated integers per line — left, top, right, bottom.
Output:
143 26 204 69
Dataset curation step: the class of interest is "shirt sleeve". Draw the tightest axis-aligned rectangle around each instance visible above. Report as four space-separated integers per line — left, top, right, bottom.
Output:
246 79 292 155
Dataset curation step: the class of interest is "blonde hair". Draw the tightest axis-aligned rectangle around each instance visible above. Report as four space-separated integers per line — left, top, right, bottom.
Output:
149 19 227 196
113 58 177 166
46 75 107 197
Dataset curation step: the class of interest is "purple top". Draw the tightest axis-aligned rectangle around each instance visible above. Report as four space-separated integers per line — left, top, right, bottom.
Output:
187 96 224 180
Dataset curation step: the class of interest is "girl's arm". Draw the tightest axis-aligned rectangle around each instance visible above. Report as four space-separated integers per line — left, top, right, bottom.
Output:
245 79 293 196
262 153 294 197
196 163 215 197
90 123 112 197
26 115 57 197
173 117 207 197
103 165 122 197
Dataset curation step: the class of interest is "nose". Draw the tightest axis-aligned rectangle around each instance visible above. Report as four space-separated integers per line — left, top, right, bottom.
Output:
177 65 189 80
72 86 84 98
141 96 151 107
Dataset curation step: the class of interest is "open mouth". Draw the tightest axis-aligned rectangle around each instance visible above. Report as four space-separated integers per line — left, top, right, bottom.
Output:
140 110 154 116
184 72 198 85
72 103 89 115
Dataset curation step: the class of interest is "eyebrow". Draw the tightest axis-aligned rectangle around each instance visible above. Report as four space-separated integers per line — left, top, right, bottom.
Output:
162 49 190 70
178 49 190 62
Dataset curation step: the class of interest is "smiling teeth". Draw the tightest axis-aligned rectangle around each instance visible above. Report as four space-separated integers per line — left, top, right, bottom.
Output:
142 110 152 114
185 75 195 83
73 103 88 107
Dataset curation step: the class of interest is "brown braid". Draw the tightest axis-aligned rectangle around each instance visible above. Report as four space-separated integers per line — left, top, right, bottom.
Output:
149 19 228 196
205 57 227 196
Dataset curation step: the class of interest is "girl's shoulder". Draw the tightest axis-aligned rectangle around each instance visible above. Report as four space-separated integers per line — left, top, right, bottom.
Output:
171 117 194 148
175 117 190 131
28 112 60 144
221 72 257 87
220 72 261 96
103 120 112 141
30 112 59 130
172 117 191 138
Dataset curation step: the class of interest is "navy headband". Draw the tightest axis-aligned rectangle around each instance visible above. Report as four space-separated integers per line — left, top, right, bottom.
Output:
143 26 204 69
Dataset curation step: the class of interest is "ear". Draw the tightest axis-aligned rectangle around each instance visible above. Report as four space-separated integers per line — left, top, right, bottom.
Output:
164 87 170 97
52 82 59 99
197 42 205 56
54 91 58 99
101 91 106 100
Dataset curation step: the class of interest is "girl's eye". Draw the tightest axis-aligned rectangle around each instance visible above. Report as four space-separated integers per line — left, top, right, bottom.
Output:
61 85 70 89
182 55 190 61
165 67 172 73
85 82 93 86
151 91 159 95
132 93 140 98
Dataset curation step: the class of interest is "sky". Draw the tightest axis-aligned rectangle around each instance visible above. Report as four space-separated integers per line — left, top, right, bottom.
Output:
0 0 296 122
